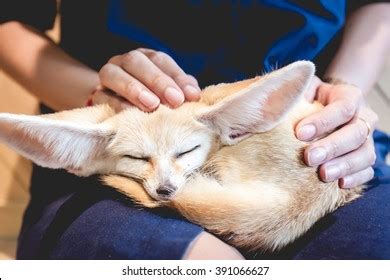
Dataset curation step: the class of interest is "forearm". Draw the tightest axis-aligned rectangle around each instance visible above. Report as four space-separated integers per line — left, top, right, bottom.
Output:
0 21 99 111
325 3 390 95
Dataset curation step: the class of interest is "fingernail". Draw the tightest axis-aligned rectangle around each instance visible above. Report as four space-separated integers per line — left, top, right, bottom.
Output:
184 85 201 101
325 165 341 182
297 124 316 141
138 90 160 109
165 87 184 107
339 177 353 189
308 147 327 166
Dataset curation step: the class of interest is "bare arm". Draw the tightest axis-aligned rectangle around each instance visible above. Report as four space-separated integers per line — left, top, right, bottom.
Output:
0 21 99 111
0 22 200 112
325 3 390 94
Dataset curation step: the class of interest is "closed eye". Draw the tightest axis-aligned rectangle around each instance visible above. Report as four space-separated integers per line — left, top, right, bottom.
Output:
123 154 150 162
176 145 201 158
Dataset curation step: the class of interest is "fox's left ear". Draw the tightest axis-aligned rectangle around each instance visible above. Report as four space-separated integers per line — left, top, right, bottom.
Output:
0 105 116 176
197 61 315 145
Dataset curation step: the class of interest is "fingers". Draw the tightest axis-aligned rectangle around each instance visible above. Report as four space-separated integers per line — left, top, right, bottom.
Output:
297 79 378 189
106 49 200 110
116 50 187 107
339 167 375 189
318 139 376 183
296 84 361 141
304 119 370 166
138 48 201 101
99 63 160 111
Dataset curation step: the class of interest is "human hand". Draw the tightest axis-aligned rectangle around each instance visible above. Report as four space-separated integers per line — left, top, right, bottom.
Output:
296 77 378 188
90 48 201 111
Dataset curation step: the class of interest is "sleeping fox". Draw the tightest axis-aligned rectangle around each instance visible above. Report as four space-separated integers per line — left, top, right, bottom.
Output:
0 61 361 252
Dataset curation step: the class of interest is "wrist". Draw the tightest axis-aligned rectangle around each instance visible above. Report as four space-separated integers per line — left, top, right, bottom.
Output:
85 85 102 107
322 70 371 96
323 76 370 108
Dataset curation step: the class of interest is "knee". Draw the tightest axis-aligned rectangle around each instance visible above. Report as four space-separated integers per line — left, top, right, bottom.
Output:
183 232 244 260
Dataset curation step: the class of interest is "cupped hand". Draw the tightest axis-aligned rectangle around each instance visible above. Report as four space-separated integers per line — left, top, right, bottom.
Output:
296 77 378 188
91 48 201 111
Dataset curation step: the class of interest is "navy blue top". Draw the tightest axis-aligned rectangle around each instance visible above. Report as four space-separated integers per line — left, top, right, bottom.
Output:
107 0 345 78
2 0 387 86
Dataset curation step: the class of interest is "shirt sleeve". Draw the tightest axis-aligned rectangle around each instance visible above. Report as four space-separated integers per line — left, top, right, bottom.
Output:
347 0 390 14
0 0 57 31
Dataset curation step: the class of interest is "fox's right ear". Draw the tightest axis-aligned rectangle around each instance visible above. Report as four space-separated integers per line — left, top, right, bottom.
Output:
0 105 116 176
196 61 315 145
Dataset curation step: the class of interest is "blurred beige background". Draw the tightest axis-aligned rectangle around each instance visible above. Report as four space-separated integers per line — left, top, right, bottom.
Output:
0 16 61 259
0 19 389 259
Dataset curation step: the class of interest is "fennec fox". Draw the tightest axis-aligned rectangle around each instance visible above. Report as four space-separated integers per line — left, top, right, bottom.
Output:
0 61 361 252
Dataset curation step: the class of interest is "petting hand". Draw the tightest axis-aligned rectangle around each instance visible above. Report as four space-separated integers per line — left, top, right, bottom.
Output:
296 76 378 188
90 48 201 111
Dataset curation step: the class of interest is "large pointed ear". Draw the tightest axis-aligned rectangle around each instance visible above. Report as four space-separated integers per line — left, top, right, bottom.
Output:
197 61 315 145
0 105 116 176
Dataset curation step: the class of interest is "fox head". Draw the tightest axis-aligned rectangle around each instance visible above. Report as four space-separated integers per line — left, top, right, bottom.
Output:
0 61 314 200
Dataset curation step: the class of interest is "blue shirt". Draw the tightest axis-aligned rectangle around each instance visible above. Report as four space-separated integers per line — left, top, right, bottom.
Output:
107 0 345 81
2 0 385 84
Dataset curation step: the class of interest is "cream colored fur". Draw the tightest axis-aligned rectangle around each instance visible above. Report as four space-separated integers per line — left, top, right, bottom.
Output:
0 61 361 252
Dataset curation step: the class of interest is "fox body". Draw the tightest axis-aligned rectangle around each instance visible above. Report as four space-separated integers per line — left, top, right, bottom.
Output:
0 61 361 252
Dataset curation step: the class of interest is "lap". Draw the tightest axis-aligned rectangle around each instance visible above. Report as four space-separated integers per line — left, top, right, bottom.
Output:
17 169 203 259
252 130 390 259
261 179 390 259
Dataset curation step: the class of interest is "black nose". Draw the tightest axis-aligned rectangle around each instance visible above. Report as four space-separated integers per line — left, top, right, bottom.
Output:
156 184 177 197
156 188 172 196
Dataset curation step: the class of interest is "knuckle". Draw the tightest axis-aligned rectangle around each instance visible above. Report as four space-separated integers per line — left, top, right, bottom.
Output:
316 117 330 133
340 102 356 121
124 80 140 98
108 55 120 64
136 47 149 53
150 51 168 65
99 64 114 82
186 74 198 84
355 123 368 145
122 50 142 66
150 74 170 91
343 159 354 175
172 73 192 85
328 140 340 159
